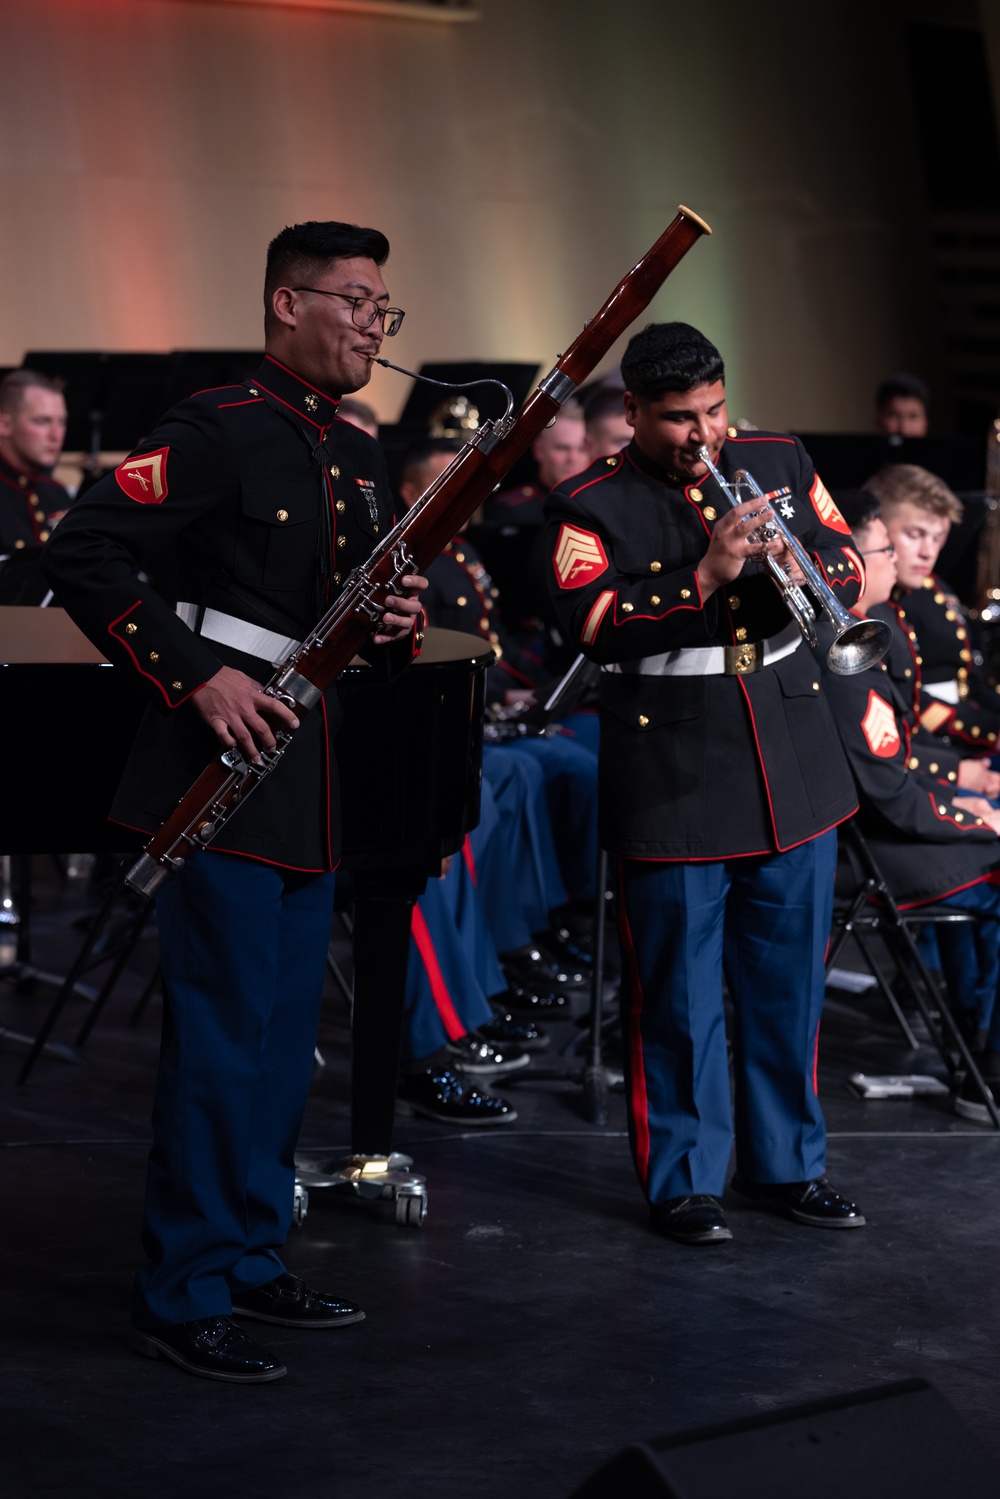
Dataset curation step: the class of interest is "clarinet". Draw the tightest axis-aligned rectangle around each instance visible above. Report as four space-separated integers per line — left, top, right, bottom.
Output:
126 205 712 898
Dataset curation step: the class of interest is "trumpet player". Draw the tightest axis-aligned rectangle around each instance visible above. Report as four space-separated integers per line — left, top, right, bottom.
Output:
544 322 866 1245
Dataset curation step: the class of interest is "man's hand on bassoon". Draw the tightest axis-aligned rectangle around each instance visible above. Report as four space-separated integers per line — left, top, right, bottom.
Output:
373 573 428 644
193 665 300 761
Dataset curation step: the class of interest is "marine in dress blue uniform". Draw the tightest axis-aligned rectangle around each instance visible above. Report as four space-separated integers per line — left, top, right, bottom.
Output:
42 222 425 1382
545 322 866 1243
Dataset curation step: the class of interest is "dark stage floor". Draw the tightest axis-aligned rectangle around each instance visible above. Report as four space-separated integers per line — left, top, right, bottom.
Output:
2 866 999 1499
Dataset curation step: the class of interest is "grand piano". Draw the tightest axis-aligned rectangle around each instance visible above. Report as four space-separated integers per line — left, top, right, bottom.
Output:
1 606 490 1223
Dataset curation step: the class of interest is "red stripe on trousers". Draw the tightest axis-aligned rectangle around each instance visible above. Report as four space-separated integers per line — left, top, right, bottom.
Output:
617 864 651 1193
461 834 477 884
410 905 466 1042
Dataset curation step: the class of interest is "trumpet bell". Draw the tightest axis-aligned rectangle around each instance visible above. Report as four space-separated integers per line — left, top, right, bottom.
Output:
827 616 893 676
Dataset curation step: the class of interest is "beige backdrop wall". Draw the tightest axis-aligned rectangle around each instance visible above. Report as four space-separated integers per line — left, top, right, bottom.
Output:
0 0 963 430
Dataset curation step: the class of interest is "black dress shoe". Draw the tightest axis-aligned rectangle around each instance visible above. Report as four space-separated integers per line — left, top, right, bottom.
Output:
131 1316 286 1383
446 1031 531 1076
649 1195 733 1245
954 1071 998 1125
478 1006 550 1052
398 1067 517 1125
730 1174 866 1229
232 1272 365 1328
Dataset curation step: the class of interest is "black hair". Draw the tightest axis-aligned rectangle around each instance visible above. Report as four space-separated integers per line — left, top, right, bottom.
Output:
834 488 882 536
583 386 627 425
620 322 724 402
264 220 390 334
875 372 929 411
400 438 463 489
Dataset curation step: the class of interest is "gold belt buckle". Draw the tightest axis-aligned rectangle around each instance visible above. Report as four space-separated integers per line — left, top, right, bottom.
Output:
723 641 762 675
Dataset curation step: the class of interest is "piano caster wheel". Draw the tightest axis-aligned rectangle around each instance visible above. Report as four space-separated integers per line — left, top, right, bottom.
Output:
395 1188 427 1228
292 1181 310 1226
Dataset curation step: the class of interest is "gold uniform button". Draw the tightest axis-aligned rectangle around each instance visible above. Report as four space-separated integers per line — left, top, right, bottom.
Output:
333 571 341 584
938 805 947 814
337 535 347 549
638 715 649 728
945 609 956 621
248 387 259 396
929 762 939 773
680 588 691 600
916 655 923 664
490 587 500 598
18 475 27 487
454 551 465 563
904 668 912 678
971 725 981 737
954 720 964 730
690 488 703 502
171 681 183 691
703 506 717 521
934 592 945 604
125 622 138 635
956 812 964 822
14 538 25 548
837 563 844 572
958 667 968 678
727 426 738 438
606 456 616 466
416 631 425 643
650 561 662 573
735 626 747 641
457 595 468 607
812 681 819 691
650 595 661 606
276 509 288 522
827 565 835 574
39 529 50 541
728 596 742 613
34 509 45 522
149 651 159 662
480 616 490 630
948 771 957 782
328 465 340 480
923 577 934 589
622 602 634 613
335 500 346 514
957 628 967 640
908 756 919 769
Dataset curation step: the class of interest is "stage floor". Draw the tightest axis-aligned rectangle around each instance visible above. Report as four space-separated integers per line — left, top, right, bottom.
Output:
2 867 999 1498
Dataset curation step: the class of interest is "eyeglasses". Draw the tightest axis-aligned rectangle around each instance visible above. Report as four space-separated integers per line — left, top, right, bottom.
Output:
292 287 404 337
860 543 896 557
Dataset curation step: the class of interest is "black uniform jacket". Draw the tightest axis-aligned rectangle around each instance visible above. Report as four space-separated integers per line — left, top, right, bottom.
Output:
0 451 72 603
544 432 860 860
813 613 1000 905
43 356 410 871
482 480 546 530
422 538 539 705
875 602 965 788
893 575 999 750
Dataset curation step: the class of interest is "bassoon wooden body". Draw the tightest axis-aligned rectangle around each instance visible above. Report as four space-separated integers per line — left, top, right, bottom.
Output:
126 206 711 897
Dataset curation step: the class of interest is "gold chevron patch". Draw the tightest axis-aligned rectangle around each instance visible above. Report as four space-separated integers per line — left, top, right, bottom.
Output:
861 689 900 758
809 475 850 535
115 448 169 505
553 523 609 589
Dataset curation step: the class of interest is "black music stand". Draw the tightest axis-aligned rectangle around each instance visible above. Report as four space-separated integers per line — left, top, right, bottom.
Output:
22 351 175 472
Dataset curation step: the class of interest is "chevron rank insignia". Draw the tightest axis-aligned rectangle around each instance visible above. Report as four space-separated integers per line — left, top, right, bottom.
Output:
115 448 170 505
809 475 850 535
553 523 609 589
861 689 900 758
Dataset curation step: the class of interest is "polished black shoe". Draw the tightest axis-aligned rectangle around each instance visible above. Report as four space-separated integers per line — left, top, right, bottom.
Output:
232 1272 365 1329
730 1174 866 1229
504 978 570 1014
446 1031 531 1076
131 1315 286 1383
478 1005 550 1052
650 1195 733 1245
398 1067 517 1125
954 1071 999 1125
503 948 574 993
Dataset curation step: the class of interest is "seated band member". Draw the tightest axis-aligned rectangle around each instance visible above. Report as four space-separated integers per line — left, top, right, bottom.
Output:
43 220 426 1384
864 463 999 751
0 369 71 603
544 321 866 1245
874 373 930 439
813 490 1000 1123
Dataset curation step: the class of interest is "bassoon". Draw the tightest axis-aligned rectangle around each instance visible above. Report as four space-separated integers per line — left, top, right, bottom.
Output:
126 206 712 898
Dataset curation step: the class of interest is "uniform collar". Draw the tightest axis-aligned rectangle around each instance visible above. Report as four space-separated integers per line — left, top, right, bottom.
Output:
0 447 39 490
253 356 342 430
625 436 725 491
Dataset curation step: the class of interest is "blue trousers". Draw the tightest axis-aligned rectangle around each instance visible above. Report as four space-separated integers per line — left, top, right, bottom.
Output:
505 730 599 902
934 880 1000 1046
134 852 336 1328
404 848 504 1063
482 746 566 937
618 832 836 1203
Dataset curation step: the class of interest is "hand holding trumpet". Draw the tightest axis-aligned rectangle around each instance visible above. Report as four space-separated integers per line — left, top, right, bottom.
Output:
695 497 804 597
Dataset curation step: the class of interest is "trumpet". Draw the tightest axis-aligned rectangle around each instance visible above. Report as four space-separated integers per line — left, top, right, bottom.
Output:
696 446 890 676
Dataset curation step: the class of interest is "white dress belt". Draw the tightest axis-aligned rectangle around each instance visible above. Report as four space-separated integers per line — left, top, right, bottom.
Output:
603 620 802 678
176 602 301 667
923 680 961 705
